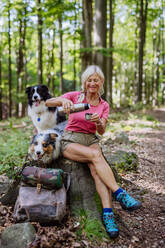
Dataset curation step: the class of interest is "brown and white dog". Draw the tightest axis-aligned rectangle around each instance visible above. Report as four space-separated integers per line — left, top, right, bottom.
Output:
28 129 61 165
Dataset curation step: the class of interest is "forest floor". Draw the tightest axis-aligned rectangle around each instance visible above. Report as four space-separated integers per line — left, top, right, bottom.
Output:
100 107 165 248
0 107 165 248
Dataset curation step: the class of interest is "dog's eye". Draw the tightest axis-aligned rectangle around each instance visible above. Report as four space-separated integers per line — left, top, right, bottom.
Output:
42 143 47 148
34 142 38 146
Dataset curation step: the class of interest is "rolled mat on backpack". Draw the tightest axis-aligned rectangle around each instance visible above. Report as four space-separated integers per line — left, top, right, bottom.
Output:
21 166 64 190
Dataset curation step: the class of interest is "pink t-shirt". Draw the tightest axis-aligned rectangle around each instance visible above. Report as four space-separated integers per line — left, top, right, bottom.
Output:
62 91 110 134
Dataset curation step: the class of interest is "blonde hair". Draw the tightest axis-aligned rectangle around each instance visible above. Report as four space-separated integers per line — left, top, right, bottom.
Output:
78 65 104 103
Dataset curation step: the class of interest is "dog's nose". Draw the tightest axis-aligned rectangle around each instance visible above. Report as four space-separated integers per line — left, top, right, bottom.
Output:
36 151 41 155
34 95 38 100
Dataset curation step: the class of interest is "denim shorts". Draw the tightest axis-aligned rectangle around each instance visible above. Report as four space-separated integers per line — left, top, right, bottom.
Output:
61 130 100 153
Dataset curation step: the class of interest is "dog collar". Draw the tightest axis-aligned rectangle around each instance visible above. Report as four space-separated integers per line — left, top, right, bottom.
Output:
37 112 42 122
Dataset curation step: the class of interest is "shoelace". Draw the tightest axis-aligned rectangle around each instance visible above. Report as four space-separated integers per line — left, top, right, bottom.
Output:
103 213 118 231
117 191 137 207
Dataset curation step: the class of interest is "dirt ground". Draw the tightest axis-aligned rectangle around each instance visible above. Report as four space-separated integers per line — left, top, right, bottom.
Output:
0 108 165 248
102 108 165 248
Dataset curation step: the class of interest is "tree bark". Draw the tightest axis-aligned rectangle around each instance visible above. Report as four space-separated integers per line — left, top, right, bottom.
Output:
37 0 43 85
134 0 139 104
22 5 27 117
155 23 161 106
46 31 51 88
137 0 148 102
51 27 55 94
0 38 2 120
161 0 165 104
73 1 77 91
56 158 101 219
59 16 64 94
107 0 115 106
54 154 122 218
81 0 93 73
8 0 12 118
93 0 107 99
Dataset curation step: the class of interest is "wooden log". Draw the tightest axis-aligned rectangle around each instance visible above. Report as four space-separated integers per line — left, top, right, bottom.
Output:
55 157 101 219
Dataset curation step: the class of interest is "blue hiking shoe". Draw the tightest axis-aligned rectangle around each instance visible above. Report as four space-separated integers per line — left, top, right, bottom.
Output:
103 212 119 238
116 190 142 211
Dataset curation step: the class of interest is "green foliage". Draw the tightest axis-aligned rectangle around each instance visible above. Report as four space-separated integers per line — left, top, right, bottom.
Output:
107 150 139 173
0 0 164 112
75 209 109 241
0 117 33 178
108 112 126 122
143 114 156 122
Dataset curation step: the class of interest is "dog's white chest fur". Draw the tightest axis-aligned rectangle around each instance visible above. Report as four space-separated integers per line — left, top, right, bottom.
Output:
28 102 57 132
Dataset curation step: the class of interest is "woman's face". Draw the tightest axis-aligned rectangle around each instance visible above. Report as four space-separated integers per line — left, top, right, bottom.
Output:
85 73 103 94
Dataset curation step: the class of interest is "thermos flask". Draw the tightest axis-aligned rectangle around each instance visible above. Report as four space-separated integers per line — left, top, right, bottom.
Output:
57 103 90 116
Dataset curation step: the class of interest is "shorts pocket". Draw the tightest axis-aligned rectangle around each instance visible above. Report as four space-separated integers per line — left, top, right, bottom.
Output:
61 131 73 142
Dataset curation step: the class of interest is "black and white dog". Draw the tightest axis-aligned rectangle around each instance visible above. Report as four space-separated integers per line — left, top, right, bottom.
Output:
26 85 65 133
28 121 66 165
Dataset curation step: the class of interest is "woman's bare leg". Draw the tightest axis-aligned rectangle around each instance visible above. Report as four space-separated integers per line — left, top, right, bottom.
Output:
88 162 112 208
62 143 119 192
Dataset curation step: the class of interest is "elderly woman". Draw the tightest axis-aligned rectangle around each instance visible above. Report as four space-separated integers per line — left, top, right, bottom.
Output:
46 65 141 238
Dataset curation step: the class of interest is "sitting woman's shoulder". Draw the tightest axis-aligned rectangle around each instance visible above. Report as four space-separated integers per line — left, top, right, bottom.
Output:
63 91 80 96
62 91 81 102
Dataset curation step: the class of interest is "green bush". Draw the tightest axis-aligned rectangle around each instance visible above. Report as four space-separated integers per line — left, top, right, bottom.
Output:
0 118 33 178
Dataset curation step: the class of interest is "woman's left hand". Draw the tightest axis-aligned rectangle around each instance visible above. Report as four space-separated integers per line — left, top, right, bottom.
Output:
90 113 101 125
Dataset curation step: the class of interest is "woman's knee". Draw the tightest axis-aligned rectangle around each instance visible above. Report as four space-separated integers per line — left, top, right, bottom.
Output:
90 148 103 162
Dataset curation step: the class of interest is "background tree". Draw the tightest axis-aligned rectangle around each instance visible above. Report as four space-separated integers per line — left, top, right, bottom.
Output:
81 0 93 72
0 33 2 120
137 0 148 102
107 0 115 106
93 0 107 98
16 0 27 117
37 0 43 85
7 0 12 118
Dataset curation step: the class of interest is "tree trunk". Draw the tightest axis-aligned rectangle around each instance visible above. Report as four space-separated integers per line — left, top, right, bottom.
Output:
51 27 55 94
81 0 93 73
93 0 107 99
137 0 148 102
16 18 24 117
37 0 43 85
22 5 27 117
134 0 139 104
155 24 161 106
8 1 12 118
107 0 115 106
161 0 165 104
46 31 51 88
0 38 2 120
73 2 77 91
56 158 101 218
54 154 122 219
59 16 64 94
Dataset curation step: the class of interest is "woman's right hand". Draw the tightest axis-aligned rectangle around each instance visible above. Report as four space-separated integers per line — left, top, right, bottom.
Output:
62 98 74 114
46 97 74 114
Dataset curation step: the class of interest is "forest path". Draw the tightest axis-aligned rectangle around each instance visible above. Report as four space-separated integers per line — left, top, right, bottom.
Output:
102 107 165 247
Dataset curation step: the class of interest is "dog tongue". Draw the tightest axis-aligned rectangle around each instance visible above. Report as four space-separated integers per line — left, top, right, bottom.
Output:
37 154 42 159
35 101 40 107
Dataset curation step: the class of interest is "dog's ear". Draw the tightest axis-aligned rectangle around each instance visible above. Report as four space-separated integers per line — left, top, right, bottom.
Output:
25 86 32 94
30 134 37 144
41 85 48 92
50 133 58 141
